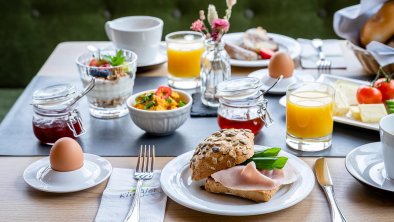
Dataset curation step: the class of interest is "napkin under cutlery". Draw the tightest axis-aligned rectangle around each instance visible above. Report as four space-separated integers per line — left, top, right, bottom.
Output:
95 168 167 222
298 38 346 69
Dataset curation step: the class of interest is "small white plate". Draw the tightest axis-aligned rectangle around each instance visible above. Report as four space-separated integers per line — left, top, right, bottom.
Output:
23 153 112 193
137 43 167 68
317 75 378 131
346 142 394 192
222 32 301 67
160 145 315 216
248 69 315 94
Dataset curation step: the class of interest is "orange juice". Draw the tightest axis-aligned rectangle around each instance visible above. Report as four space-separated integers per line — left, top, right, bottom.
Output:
286 91 334 138
167 45 204 78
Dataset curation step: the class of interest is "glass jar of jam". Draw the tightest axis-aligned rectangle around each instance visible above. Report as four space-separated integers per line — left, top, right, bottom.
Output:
216 77 273 135
32 84 86 145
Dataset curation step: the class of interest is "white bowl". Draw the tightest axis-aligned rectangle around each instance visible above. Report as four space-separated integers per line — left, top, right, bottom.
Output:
127 89 192 135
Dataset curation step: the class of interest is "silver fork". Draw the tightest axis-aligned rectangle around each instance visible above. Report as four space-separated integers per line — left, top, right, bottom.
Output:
312 39 332 72
123 145 155 222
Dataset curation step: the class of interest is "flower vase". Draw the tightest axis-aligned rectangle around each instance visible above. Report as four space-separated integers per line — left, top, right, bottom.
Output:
200 39 231 107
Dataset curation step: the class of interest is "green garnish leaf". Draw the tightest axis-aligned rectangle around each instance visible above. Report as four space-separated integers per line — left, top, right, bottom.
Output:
137 93 154 104
178 101 186 107
144 101 156 110
253 148 281 158
243 156 288 170
105 50 126 66
166 98 172 103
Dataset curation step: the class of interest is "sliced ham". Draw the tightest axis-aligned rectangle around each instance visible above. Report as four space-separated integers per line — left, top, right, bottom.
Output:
211 161 298 191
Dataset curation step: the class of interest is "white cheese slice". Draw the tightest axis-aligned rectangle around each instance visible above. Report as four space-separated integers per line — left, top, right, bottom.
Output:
359 104 387 123
350 106 361 120
334 80 359 106
334 90 349 116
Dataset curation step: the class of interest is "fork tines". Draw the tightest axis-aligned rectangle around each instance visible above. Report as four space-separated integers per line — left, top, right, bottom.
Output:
317 59 332 73
136 145 155 173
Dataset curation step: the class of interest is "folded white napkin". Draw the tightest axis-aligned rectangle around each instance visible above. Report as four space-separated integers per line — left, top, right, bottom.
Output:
95 168 167 222
298 39 346 69
367 41 394 67
333 0 394 66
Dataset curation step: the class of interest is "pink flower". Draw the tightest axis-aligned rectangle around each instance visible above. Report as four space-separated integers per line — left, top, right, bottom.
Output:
211 29 220 41
190 19 205 32
212 18 230 33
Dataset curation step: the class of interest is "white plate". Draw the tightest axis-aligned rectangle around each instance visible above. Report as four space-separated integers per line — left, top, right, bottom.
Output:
278 75 379 131
23 153 112 193
346 142 394 192
248 69 315 94
222 32 301 67
160 145 314 216
137 42 167 68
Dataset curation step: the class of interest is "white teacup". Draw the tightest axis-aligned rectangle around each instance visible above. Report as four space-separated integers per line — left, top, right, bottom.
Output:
105 16 163 65
380 114 394 179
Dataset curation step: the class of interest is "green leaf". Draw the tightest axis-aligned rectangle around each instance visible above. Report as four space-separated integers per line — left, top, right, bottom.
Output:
243 156 288 170
105 50 126 66
178 101 186 107
144 101 155 110
253 148 281 157
165 98 172 103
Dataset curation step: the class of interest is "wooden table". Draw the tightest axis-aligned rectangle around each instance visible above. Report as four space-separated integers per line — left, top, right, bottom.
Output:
1 42 393 222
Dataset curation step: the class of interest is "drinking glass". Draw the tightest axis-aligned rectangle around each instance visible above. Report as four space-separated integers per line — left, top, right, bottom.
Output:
165 31 204 89
286 82 335 151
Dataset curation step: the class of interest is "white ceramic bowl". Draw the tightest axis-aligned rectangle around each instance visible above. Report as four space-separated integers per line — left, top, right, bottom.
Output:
127 89 192 135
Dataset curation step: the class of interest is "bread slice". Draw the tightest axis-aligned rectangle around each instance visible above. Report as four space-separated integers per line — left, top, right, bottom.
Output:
204 177 280 202
190 129 254 181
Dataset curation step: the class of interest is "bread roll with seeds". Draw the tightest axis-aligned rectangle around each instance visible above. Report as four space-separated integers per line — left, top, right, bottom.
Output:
190 129 254 181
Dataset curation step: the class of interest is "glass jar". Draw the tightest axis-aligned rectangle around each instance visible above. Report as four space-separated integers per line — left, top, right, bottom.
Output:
216 77 273 135
32 84 86 145
200 39 231 107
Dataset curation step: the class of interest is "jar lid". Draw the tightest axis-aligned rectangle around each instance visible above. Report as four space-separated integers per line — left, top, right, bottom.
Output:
216 77 263 99
32 84 77 106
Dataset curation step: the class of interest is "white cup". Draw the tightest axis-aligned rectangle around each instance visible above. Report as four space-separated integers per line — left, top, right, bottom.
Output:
105 16 163 65
379 114 394 179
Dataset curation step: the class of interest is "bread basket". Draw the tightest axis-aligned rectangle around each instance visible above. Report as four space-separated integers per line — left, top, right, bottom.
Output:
346 41 394 75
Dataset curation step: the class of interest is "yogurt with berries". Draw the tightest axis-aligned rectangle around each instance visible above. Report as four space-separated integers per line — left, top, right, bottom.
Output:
76 49 137 118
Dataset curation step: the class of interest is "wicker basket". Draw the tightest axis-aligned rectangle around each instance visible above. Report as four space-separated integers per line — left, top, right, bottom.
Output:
347 41 394 75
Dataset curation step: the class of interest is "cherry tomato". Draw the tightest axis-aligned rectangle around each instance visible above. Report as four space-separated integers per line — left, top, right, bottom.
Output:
155 86 172 99
356 86 382 104
374 78 394 101
259 48 274 59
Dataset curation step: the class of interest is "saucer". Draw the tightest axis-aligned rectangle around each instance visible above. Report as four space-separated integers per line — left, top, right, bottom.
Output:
345 142 394 192
137 43 167 68
248 69 314 94
23 153 112 193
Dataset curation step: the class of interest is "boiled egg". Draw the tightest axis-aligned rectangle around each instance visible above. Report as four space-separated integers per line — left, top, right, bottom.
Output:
50 137 84 172
268 52 294 78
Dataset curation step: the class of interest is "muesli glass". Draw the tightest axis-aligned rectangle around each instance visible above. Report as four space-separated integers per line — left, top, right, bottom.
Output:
76 49 137 119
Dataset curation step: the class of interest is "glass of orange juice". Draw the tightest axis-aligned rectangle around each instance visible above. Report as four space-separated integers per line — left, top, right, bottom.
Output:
286 82 335 151
165 31 204 89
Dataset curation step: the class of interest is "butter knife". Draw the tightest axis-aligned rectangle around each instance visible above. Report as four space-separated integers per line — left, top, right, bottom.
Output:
315 158 347 222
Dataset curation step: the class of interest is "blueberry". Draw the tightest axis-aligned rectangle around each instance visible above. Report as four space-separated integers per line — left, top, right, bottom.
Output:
89 68 112 78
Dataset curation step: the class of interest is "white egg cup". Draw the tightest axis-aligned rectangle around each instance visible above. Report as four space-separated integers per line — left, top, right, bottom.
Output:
23 154 112 193
248 69 315 94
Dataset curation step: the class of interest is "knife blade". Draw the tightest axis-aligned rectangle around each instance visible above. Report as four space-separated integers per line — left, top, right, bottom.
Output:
315 157 333 186
315 158 347 222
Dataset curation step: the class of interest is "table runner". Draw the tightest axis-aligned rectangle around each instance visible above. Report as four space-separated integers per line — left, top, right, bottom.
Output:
0 76 379 157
